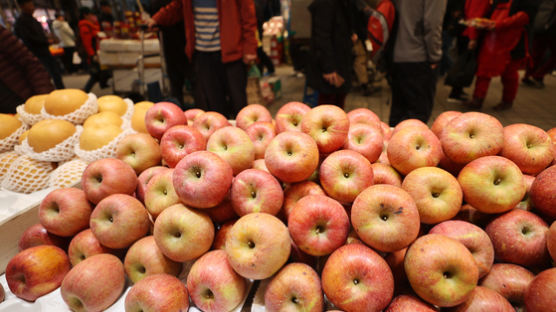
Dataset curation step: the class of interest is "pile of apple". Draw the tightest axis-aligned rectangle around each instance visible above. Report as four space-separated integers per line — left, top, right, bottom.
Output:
3 101 556 312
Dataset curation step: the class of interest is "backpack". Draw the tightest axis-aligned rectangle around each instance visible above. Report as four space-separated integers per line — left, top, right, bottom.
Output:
366 0 396 63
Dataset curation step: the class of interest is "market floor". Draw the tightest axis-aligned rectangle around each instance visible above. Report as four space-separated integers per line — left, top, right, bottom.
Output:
62 66 556 130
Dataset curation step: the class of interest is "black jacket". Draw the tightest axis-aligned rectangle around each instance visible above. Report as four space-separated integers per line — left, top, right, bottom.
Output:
307 0 355 94
14 13 50 57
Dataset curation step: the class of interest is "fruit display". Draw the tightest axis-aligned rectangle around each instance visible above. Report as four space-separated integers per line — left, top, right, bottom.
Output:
1 101 556 312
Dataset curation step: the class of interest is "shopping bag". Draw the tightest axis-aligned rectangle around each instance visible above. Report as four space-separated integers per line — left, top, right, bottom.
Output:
445 49 477 88
72 51 82 65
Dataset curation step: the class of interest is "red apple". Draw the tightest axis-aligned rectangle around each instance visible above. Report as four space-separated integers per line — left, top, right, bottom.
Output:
480 263 535 307
225 213 291 279
18 223 66 251
145 102 186 140
320 150 374 203
402 167 462 224
252 158 269 172
344 123 383 163
458 156 526 214
381 121 393 140
386 248 409 294
530 164 556 219
486 209 549 267
347 107 381 127
207 126 255 175
451 286 514 312
264 263 323 312
153 203 214 262
90 194 150 249
212 219 236 250
438 148 466 176
230 168 283 216
116 133 162 174
125 274 189 312
429 220 494 278
288 195 349 256
548 221 556 262
184 108 204 125
352 185 420 252
431 111 462 138
187 250 247 311
524 268 556 312
548 127 556 165
275 101 311 133
160 125 206 168
124 236 182 283
172 150 233 208
67 229 111 266
144 169 180 219
136 166 170 203
454 204 495 228
301 105 349 154
236 104 272 130
193 111 230 140
392 119 429 136
404 234 479 307
441 112 504 164
264 131 319 183
501 124 553 175
61 254 125 312
81 158 138 204
205 195 237 224
385 294 438 312
6 245 70 301
283 181 325 219
39 188 91 237
322 243 394 312
246 121 276 159
387 127 442 175
516 174 535 211
371 163 402 187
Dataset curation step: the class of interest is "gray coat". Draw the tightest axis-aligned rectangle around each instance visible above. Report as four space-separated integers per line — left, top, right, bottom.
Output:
392 0 447 63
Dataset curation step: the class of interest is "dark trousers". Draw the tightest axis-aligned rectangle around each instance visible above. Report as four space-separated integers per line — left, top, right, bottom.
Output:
318 93 347 109
62 47 76 73
161 25 187 107
37 53 65 89
257 46 275 75
194 51 247 118
389 62 437 127
83 60 110 93
525 34 556 81
448 36 470 97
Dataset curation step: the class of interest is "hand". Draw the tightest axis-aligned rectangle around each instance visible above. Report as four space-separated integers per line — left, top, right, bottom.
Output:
146 18 157 31
351 33 358 43
468 39 477 50
323 72 339 86
430 63 438 70
486 21 496 30
243 54 257 65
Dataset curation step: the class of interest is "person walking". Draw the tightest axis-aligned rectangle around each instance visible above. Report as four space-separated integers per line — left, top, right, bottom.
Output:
0 25 54 114
388 0 447 126
149 0 258 118
522 0 556 88
306 0 357 108
52 13 77 74
466 0 538 110
254 0 275 76
14 0 65 89
79 7 109 93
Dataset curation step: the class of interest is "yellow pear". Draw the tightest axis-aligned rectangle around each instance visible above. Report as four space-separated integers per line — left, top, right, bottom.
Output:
83 111 123 129
131 107 149 134
44 89 88 116
0 114 22 140
24 94 48 114
98 95 128 116
134 101 154 111
28 119 76 152
79 124 122 151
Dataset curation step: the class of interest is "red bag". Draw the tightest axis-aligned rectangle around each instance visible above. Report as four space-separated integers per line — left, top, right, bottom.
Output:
367 0 396 62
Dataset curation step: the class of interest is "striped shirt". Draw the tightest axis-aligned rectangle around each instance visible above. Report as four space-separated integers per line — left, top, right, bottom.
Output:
193 0 221 52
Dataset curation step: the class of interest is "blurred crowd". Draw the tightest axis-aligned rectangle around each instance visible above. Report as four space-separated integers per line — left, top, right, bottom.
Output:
1 0 555 125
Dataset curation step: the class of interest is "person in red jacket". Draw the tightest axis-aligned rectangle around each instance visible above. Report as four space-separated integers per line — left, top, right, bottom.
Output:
0 25 54 113
466 0 536 110
78 7 109 93
150 0 257 118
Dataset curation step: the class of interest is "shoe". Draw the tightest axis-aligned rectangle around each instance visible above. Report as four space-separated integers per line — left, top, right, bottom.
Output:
493 102 512 111
463 98 484 111
447 90 468 103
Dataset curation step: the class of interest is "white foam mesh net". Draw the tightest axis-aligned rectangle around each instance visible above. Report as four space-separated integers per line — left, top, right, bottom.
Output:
40 93 98 125
0 123 28 153
0 151 20 184
122 98 135 120
75 127 135 163
49 158 88 188
15 126 82 162
16 105 44 126
1 155 55 193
